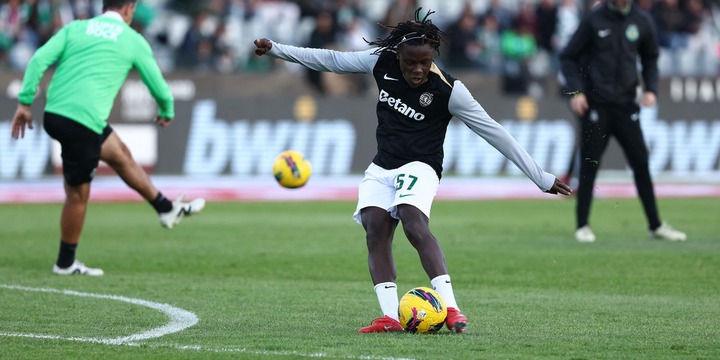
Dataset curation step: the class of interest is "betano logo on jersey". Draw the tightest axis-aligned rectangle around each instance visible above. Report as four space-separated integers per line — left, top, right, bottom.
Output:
378 90 425 121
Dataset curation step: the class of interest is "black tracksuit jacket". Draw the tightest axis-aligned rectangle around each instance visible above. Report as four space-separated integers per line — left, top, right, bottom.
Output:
559 4 660 105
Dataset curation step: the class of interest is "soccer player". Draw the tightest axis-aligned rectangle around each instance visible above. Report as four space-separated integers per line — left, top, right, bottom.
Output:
254 8 572 334
559 0 686 242
10 0 205 276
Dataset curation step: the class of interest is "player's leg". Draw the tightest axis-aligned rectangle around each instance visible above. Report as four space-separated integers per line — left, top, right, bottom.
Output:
612 104 661 228
575 105 611 238
354 163 404 333
390 162 446 279
358 206 404 332
396 205 446 277
362 207 400 285
612 105 686 240
396 204 467 332
43 112 103 276
59 181 90 247
100 128 205 228
392 162 467 333
100 128 158 202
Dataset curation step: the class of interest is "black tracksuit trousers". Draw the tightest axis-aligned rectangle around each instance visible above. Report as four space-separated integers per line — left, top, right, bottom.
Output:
575 102 662 231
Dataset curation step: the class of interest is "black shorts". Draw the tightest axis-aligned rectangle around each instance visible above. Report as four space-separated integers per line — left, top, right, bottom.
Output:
43 112 113 186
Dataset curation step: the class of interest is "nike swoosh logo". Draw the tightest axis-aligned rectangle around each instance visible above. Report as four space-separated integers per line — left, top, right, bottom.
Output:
384 74 399 81
398 194 414 198
598 29 611 38
384 285 396 289
384 325 396 330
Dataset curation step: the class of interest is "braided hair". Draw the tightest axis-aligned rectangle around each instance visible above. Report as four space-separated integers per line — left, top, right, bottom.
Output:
366 8 446 55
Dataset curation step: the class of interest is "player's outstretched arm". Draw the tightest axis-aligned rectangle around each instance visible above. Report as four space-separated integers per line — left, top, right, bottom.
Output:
546 178 572 196
253 38 377 74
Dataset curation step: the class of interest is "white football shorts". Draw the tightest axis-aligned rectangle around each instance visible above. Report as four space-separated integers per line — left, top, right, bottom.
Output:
353 161 440 225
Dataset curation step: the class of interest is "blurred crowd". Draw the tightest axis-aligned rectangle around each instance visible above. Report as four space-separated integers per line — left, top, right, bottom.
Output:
2 0 719 94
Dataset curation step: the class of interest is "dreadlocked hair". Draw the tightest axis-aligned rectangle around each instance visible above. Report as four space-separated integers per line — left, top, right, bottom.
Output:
366 8 446 55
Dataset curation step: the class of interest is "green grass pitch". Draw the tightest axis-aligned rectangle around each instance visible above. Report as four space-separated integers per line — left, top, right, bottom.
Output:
0 198 718 359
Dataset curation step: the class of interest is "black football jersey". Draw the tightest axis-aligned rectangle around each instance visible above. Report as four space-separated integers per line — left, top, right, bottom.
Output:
371 50 457 178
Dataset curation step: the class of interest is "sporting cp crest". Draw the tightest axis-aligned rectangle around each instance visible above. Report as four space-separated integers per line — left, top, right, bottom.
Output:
419 92 433 107
625 24 639 42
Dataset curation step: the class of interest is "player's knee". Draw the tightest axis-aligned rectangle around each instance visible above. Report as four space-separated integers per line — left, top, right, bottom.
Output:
106 144 135 168
65 184 90 203
402 222 433 247
365 229 391 250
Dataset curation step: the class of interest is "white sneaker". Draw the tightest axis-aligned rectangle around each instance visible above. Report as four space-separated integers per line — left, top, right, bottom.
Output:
158 194 206 229
575 226 596 243
650 222 687 241
53 260 104 276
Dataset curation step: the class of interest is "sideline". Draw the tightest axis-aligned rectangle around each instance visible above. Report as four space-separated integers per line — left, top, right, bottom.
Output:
2 175 719 203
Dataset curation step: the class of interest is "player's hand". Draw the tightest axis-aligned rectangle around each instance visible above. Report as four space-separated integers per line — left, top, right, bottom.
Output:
569 93 589 116
546 178 573 196
11 104 33 139
254 38 272 56
641 91 656 107
156 116 172 128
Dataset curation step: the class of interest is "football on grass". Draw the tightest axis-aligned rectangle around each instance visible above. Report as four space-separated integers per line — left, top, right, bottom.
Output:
273 150 312 188
398 287 447 334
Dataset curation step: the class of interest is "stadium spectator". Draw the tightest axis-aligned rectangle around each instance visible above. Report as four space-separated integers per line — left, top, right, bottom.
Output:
379 0 417 37
559 0 687 243
534 0 558 76
337 4 375 52
514 1 541 42
483 0 514 33
554 0 582 184
475 13 502 73
650 0 692 75
10 0 205 276
554 0 581 53
680 0 716 76
499 16 537 94
0 0 28 69
254 7 572 334
304 9 337 94
175 8 215 70
651 0 690 48
1 0 717 78
444 2 482 69
535 0 558 54
335 4 374 95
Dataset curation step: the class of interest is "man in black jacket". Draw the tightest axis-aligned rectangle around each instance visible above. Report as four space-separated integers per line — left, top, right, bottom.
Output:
560 0 686 242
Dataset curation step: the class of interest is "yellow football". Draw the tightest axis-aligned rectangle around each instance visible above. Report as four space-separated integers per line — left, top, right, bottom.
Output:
398 287 447 334
272 150 312 188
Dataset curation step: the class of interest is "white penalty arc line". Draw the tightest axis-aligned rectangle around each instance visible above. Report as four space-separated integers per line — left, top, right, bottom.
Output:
0 284 416 360
0 284 199 345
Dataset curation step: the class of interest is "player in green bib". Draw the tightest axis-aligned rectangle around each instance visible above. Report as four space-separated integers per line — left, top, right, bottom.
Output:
10 0 205 276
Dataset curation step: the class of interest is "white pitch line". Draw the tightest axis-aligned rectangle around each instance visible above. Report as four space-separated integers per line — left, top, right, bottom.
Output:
0 335 416 360
0 284 416 360
125 342 417 360
0 284 198 345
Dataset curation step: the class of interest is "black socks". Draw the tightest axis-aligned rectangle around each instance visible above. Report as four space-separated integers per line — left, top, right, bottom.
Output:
150 192 173 214
56 241 77 268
